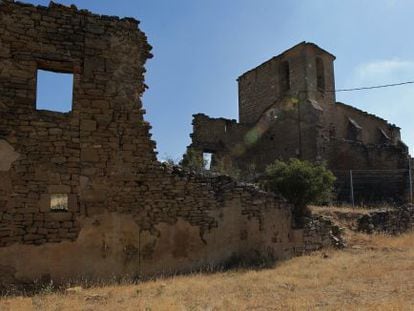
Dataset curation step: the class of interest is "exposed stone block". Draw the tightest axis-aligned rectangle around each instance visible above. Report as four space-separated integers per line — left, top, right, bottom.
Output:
48 185 71 194
46 212 72 222
80 148 99 162
80 119 97 132
0 140 20 171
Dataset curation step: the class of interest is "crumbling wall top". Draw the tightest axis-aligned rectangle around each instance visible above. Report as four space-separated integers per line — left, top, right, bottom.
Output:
192 113 238 124
237 41 336 82
335 102 400 130
1 0 143 30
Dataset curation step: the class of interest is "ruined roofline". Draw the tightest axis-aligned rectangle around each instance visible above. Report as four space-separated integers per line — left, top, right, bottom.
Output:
332 138 409 154
335 102 400 130
1 0 153 71
237 41 336 81
192 113 238 124
1 0 141 29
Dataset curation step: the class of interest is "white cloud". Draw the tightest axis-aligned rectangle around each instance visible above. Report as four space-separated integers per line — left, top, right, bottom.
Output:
385 0 402 8
386 0 398 7
354 59 414 84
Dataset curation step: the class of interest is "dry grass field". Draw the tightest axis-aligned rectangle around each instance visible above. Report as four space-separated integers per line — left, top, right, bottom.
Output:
0 230 413 311
0 206 413 310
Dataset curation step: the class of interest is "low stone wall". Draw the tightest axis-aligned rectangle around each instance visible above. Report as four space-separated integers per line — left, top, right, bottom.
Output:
293 215 346 255
0 165 300 289
0 163 348 290
357 204 414 234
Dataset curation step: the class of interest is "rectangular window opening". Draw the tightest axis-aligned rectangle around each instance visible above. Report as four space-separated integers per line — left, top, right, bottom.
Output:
36 69 74 112
203 152 213 170
50 194 69 211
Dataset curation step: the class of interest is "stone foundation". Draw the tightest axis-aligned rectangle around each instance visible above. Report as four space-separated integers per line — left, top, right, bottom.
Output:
357 204 414 234
294 215 345 255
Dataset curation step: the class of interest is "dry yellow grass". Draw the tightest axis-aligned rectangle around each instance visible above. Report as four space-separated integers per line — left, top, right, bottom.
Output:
1 232 413 311
310 205 374 215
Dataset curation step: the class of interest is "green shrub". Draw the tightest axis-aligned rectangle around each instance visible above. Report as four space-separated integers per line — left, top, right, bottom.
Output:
180 148 207 172
211 157 241 180
161 154 177 166
263 158 336 227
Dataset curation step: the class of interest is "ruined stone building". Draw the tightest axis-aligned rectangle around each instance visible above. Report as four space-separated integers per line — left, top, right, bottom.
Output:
0 1 340 287
189 42 412 203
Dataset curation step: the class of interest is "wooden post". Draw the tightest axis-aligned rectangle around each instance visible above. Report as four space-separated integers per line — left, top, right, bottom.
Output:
350 170 355 208
409 158 413 204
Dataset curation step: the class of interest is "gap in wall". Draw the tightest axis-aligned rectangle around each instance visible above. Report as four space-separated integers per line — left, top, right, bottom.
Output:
203 152 213 170
36 69 74 112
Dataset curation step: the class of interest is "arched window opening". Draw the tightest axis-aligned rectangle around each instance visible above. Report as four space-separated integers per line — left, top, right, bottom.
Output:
316 57 325 91
202 152 213 170
347 118 362 141
279 61 290 93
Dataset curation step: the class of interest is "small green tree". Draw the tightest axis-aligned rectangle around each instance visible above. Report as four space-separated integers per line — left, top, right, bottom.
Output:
263 158 336 227
212 157 241 180
161 154 177 166
180 148 207 173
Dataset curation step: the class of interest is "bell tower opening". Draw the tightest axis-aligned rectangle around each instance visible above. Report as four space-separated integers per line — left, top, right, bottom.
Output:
279 61 291 94
316 57 325 91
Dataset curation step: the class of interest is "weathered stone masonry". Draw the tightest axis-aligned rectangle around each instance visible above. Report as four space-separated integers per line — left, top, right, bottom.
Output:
357 204 414 235
0 1 334 286
0 0 155 247
188 42 412 204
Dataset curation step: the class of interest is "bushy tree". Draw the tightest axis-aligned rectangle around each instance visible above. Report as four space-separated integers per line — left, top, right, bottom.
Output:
211 157 241 180
180 148 207 172
161 154 177 166
263 158 336 227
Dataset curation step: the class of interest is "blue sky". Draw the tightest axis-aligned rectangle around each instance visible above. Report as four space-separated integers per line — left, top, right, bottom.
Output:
29 0 414 161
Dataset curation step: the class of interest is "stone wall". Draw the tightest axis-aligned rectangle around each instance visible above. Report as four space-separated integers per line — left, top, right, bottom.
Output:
0 0 321 288
189 99 324 173
0 166 300 286
237 42 336 124
190 96 409 185
189 42 411 204
190 113 248 156
0 0 155 247
357 204 414 234
294 215 345 255
319 103 402 147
